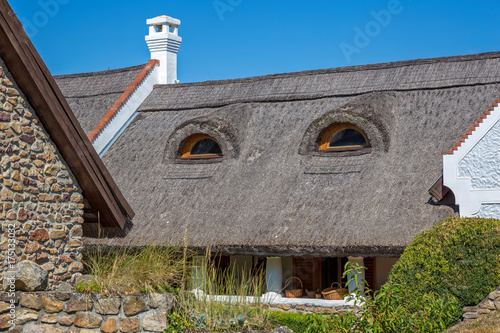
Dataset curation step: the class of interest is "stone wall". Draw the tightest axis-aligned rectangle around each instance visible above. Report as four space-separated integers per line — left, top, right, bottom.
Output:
265 302 361 315
0 59 84 290
0 291 173 332
462 286 500 321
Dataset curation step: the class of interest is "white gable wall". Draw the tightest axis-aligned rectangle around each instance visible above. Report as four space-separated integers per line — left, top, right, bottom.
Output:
93 66 159 156
443 102 500 217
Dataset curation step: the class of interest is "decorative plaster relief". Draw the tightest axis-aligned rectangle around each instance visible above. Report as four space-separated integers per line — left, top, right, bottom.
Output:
472 203 500 218
458 120 500 189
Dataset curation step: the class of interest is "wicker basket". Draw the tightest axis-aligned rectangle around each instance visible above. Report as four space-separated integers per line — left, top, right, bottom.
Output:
284 277 303 298
315 293 322 299
306 290 316 298
322 282 348 300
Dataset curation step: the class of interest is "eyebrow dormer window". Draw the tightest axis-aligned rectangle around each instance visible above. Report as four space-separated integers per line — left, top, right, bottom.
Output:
180 134 222 159
319 123 370 152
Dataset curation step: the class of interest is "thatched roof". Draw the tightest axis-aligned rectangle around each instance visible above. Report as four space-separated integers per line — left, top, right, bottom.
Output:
55 65 144 134
87 52 500 256
139 52 500 111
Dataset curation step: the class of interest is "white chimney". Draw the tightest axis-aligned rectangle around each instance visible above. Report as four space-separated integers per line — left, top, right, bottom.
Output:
145 15 182 84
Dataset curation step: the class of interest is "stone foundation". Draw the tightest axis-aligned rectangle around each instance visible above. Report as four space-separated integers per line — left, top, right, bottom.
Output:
0 291 174 332
265 302 361 315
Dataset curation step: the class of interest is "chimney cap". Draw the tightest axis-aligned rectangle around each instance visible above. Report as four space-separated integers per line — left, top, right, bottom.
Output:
147 15 180 27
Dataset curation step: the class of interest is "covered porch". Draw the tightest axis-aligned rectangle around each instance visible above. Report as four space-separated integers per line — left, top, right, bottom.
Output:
193 254 399 308
192 288 361 314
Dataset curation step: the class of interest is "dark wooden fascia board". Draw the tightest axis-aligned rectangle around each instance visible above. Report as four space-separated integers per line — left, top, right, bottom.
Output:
428 175 448 202
0 1 134 228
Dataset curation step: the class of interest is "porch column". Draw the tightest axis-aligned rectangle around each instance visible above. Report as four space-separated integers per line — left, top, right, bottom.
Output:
347 256 365 292
265 257 283 293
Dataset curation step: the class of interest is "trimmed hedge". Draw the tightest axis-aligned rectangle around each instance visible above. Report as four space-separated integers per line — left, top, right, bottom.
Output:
267 217 500 332
386 216 500 322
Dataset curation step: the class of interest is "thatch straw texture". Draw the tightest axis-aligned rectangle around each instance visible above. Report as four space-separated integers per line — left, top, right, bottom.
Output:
139 52 500 112
55 65 144 134
81 52 500 256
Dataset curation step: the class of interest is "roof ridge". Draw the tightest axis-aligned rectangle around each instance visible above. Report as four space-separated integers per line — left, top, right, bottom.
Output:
442 96 500 155
88 60 159 142
139 82 500 113
54 64 146 79
153 51 500 88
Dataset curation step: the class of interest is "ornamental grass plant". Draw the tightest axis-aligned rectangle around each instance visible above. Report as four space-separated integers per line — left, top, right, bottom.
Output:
171 249 269 332
81 245 189 294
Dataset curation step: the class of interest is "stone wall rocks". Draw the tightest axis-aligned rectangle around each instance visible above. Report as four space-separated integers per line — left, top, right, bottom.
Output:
0 291 172 332
462 286 500 321
265 302 360 315
0 61 85 290
6 261 48 292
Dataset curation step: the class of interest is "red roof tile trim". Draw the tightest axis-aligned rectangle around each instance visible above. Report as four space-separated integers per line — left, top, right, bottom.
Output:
88 59 159 142
442 96 500 155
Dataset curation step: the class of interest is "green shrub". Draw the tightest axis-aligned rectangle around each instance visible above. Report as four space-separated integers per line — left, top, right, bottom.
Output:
267 295 457 333
267 312 311 333
387 217 500 312
369 285 459 332
165 310 192 333
268 311 369 333
379 216 500 330
335 261 458 333
75 281 101 293
329 216 500 333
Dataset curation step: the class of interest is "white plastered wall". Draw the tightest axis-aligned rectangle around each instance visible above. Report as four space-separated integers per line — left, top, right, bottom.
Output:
92 15 182 156
443 102 500 217
93 66 159 157
376 257 399 290
145 15 182 84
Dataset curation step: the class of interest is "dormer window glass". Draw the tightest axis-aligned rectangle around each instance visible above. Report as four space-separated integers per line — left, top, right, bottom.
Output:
330 129 367 147
319 123 370 152
180 134 222 159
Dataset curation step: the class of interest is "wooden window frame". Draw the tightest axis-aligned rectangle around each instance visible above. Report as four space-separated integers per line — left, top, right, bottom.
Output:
364 257 377 293
180 134 223 159
318 123 370 152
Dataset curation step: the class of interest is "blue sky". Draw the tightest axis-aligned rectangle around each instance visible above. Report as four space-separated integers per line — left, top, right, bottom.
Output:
10 0 500 83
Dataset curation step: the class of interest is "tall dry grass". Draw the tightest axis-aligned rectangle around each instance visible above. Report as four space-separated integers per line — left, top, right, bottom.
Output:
81 239 270 331
175 250 269 331
83 245 189 294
